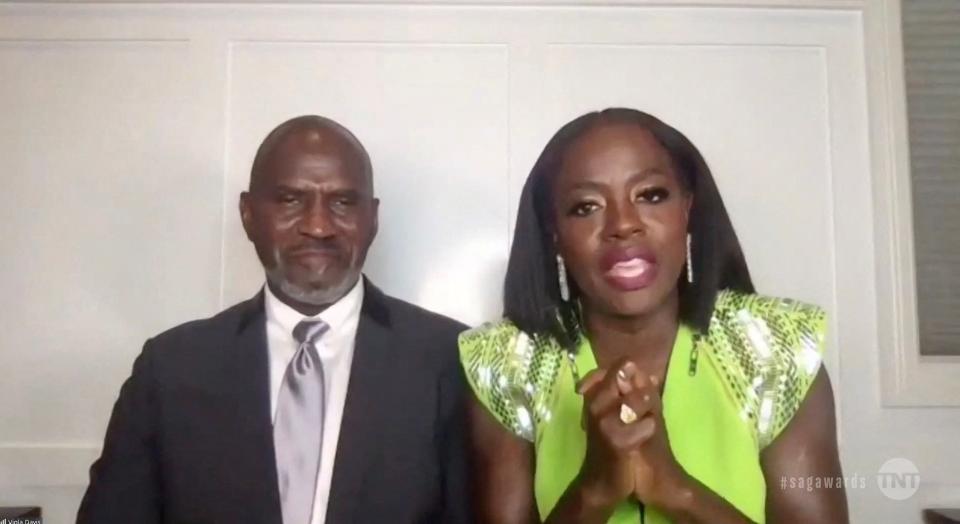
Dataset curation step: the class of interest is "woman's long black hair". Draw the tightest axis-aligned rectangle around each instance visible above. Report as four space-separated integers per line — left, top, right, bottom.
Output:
503 108 754 349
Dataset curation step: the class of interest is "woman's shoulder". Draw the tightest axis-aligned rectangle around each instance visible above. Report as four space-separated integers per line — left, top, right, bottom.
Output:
701 289 828 447
459 319 569 368
707 289 826 359
458 319 567 442
459 318 524 352
711 289 825 326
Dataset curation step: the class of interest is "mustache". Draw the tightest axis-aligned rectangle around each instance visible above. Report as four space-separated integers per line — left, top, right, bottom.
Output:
284 240 344 256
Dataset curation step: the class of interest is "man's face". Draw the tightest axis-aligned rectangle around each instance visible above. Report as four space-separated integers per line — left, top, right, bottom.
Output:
240 128 378 309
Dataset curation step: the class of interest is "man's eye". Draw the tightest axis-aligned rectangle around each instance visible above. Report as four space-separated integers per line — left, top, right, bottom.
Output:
637 188 669 204
330 197 360 213
568 202 599 217
277 194 300 205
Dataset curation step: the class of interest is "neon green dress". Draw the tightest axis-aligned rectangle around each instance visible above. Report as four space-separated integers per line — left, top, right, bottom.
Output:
459 290 826 523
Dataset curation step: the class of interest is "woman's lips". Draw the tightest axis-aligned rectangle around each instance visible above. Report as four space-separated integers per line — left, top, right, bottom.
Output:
600 247 659 291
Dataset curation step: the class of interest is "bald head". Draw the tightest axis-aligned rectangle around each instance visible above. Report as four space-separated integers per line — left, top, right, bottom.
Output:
249 115 373 193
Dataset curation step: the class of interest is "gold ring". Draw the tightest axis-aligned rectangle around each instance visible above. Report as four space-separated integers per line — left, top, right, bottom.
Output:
619 404 638 424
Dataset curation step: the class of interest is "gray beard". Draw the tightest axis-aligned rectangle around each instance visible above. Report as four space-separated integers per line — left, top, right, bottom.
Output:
265 249 359 307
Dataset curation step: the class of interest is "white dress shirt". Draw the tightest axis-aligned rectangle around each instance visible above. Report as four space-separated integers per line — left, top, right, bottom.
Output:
264 279 364 524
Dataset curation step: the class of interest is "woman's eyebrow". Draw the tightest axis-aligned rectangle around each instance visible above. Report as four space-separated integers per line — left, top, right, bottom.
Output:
566 179 606 192
629 167 671 182
565 167 670 191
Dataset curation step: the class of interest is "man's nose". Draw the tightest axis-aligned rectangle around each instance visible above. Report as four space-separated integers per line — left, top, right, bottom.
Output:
297 199 335 238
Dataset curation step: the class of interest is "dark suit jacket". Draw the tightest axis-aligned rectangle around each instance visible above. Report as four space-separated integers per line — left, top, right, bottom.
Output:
77 280 471 524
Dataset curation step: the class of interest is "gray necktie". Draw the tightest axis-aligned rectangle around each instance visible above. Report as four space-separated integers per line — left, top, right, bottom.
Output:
274 319 329 524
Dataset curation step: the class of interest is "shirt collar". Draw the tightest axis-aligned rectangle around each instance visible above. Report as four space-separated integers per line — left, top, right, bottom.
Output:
264 278 365 346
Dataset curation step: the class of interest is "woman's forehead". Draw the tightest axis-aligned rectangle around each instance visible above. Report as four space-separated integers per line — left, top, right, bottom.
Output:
557 123 675 185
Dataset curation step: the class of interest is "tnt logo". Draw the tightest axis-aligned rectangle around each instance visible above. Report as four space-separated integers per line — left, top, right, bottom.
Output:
877 458 920 500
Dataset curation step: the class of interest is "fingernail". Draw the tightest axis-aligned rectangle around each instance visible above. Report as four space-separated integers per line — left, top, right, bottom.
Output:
576 379 590 394
617 367 633 393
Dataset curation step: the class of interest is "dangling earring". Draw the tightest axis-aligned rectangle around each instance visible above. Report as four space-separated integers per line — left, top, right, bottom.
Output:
686 233 694 284
556 254 571 301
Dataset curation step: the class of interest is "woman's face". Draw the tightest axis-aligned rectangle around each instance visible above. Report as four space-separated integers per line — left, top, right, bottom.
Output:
552 123 691 319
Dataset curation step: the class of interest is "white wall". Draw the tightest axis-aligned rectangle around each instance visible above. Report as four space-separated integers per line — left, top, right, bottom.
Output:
0 2 955 522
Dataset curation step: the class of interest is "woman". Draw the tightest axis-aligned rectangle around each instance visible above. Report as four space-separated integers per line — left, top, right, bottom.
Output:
460 108 848 523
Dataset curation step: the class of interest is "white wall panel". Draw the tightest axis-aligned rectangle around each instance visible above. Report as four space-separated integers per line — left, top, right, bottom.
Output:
221 41 511 325
537 43 834 313
0 40 222 443
0 38 225 522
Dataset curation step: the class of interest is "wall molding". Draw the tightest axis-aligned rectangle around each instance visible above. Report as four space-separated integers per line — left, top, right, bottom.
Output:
865 0 960 407
0 445 100 488
0 0 866 8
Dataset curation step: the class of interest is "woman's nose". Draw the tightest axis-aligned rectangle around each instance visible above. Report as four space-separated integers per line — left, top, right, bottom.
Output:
605 200 644 240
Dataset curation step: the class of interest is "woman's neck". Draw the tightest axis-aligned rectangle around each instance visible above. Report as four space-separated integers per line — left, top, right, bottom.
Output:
582 292 680 372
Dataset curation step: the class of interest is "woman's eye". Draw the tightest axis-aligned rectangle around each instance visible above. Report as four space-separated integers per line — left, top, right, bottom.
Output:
568 201 599 217
637 187 669 204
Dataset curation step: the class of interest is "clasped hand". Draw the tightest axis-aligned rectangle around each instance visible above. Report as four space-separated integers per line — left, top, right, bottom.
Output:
575 360 691 513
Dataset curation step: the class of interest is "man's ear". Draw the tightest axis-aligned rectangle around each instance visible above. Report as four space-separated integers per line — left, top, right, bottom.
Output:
370 197 380 241
239 192 255 241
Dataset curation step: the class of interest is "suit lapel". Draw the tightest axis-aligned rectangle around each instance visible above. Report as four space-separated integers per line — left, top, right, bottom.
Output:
325 281 397 524
226 292 283 524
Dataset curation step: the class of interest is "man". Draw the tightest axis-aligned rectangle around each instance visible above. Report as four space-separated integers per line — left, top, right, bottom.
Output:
78 115 471 524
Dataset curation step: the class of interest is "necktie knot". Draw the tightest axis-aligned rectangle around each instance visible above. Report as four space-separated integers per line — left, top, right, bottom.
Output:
292 319 329 346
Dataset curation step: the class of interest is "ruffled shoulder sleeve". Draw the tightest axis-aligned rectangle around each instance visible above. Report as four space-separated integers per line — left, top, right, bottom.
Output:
702 290 827 448
458 320 566 442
